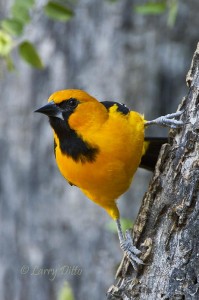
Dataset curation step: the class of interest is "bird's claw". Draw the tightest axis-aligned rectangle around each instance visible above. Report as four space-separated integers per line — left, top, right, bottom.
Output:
145 110 184 129
120 229 144 269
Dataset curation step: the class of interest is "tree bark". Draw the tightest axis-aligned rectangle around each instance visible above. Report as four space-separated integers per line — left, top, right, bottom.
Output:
108 43 199 300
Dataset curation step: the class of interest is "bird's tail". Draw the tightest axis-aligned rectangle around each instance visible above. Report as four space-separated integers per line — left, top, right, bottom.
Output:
140 137 168 171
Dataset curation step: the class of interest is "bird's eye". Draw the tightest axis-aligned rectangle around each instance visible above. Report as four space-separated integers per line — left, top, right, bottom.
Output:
67 98 78 108
58 98 79 110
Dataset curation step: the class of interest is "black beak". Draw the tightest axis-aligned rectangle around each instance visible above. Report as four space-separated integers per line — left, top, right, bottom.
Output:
34 101 63 120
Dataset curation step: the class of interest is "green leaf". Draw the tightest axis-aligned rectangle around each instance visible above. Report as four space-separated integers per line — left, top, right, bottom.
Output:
58 282 75 300
1 18 24 36
58 0 77 3
11 4 30 24
167 0 178 27
15 0 35 9
0 31 13 56
19 41 43 69
134 2 167 15
44 1 74 22
106 218 133 233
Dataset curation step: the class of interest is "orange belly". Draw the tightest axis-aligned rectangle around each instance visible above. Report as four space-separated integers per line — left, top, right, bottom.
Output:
54 111 145 219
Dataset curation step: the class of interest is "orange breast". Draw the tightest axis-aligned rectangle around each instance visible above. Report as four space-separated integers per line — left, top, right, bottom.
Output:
54 109 145 215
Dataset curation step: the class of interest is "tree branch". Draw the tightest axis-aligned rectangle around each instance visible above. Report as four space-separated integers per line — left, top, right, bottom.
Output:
107 42 199 300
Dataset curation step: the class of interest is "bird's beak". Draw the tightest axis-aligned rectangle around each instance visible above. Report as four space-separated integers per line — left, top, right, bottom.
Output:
34 101 64 120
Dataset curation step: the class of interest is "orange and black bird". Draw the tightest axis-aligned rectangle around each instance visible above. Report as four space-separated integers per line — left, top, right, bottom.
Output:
35 89 183 267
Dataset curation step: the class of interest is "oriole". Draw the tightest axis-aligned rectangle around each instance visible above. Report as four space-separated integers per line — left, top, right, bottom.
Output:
35 89 183 267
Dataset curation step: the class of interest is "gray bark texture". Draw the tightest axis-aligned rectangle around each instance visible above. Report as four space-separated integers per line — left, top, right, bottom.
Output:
108 43 199 300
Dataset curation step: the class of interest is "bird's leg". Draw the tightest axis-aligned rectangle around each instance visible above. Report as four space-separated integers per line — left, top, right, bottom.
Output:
145 111 184 129
115 218 143 269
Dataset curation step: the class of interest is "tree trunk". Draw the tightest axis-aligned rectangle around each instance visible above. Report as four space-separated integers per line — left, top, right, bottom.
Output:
108 43 199 300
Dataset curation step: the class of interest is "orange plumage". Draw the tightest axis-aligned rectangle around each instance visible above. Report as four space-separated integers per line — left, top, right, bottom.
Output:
48 90 145 219
36 89 181 267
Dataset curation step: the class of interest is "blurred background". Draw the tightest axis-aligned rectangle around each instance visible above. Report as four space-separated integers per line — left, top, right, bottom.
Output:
0 0 198 299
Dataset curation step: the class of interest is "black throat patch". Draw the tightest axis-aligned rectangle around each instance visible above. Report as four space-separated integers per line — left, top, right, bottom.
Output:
49 117 99 163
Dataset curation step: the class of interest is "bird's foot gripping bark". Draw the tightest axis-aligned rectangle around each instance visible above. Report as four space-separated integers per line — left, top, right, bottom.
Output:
120 229 143 270
145 111 184 129
116 219 143 270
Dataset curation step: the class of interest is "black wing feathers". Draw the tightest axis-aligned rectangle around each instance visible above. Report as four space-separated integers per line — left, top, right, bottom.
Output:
101 101 130 115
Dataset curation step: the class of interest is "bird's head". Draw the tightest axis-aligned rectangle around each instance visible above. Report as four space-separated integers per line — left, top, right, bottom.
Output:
35 89 108 135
